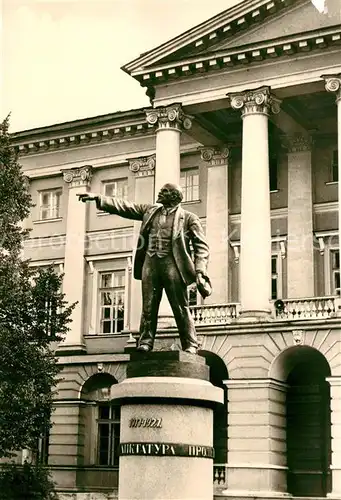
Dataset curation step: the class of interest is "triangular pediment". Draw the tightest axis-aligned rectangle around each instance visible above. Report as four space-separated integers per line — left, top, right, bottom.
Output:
123 0 341 77
204 0 340 52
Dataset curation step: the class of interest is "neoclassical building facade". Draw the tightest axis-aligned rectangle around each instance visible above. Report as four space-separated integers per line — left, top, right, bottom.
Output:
10 0 341 498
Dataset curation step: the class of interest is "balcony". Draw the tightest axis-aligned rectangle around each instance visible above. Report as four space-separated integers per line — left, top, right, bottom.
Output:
190 296 339 326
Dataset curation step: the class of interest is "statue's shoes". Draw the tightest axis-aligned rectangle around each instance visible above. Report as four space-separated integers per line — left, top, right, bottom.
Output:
137 345 151 352
185 347 197 354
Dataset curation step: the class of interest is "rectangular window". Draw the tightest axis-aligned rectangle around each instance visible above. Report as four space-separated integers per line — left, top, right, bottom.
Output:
39 189 62 220
103 178 128 199
99 270 125 334
332 150 338 182
271 255 279 300
331 249 340 295
97 404 120 467
269 158 278 191
180 168 199 202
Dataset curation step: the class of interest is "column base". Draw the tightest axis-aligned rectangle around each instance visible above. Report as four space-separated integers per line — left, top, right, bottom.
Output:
56 343 87 356
238 309 272 323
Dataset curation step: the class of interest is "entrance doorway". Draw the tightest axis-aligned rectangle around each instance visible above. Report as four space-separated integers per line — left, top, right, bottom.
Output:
286 348 331 497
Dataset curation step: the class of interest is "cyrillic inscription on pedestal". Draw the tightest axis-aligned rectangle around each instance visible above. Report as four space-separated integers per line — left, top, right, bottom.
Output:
120 442 214 458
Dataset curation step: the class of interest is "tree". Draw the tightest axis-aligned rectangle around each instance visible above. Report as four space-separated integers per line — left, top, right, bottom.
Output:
0 116 75 459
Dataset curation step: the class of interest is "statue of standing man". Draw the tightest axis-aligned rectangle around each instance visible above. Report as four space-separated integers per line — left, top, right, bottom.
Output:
78 183 211 354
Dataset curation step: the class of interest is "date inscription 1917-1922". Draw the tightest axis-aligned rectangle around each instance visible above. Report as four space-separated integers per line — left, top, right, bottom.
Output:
129 417 162 429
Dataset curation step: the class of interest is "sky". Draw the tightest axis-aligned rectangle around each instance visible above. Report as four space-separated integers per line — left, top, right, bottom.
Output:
2 0 243 132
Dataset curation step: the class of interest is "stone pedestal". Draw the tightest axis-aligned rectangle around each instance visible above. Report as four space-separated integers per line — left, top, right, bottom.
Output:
111 351 223 500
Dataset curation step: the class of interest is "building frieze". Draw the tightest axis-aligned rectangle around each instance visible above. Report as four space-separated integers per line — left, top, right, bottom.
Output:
12 119 156 157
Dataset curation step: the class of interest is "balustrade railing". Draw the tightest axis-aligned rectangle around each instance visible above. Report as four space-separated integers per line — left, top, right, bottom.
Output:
190 303 240 326
275 296 337 320
213 463 227 485
190 296 338 326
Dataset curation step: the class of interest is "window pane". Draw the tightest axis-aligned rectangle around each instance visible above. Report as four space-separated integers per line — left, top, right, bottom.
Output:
102 320 112 333
269 158 278 191
101 292 112 306
99 404 110 419
271 277 278 300
271 257 277 274
101 274 112 288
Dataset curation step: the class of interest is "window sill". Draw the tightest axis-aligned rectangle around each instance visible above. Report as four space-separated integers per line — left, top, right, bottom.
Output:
270 189 279 194
97 211 110 216
182 199 201 205
33 217 62 224
326 181 338 185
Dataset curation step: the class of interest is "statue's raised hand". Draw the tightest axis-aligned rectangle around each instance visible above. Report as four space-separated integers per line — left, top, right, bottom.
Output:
77 193 97 202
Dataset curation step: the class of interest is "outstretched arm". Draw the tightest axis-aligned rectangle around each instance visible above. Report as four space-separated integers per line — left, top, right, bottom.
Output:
77 192 150 221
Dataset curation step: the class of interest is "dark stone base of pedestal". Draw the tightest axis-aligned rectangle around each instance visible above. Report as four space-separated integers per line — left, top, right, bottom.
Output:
126 350 209 380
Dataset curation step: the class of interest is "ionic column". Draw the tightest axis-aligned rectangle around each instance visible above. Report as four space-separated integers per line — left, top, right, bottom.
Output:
201 146 230 303
146 104 192 329
324 76 341 279
230 87 280 319
128 156 155 332
146 104 192 193
57 166 92 354
285 134 314 298
326 377 341 498
225 379 288 495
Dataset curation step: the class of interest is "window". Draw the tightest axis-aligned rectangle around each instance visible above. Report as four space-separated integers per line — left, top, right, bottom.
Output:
188 283 198 306
39 189 62 220
330 249 340 295
103 178 128 199
35 427 50 465
97 403 120 466
271 254 283 300
99 271 125 334
180 168 199 202
269 157 278 191
332 150 338 182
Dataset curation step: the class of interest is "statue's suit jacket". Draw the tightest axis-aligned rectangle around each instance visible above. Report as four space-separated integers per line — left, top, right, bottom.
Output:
96 196 209 286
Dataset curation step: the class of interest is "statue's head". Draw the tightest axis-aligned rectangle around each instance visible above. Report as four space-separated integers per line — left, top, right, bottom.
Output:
157 183 183 207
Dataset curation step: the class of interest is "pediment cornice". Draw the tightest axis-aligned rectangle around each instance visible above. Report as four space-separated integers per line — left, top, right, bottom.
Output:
11 109 156 156
130 25 341 86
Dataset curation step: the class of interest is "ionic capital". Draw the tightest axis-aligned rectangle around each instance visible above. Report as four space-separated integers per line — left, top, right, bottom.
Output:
283 134 312 153
200 146 230 166
146 104 192 131
322 74 341 103
62 165 92 188
128 155 156 177
229 87 281 117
